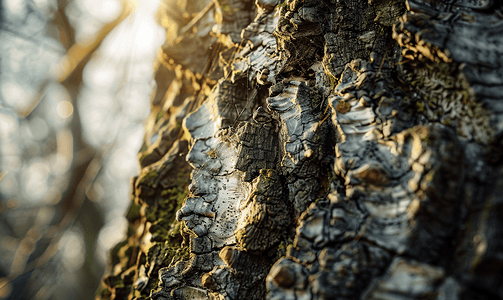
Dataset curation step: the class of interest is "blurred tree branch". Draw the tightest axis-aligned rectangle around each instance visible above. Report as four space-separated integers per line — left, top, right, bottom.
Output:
1 0 135 299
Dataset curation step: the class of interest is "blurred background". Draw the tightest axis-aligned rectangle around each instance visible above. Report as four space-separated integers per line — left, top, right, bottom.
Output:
0 0 165 298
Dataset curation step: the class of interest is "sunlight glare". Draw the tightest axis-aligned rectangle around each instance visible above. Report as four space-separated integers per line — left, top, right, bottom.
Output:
131 0 161 17
132 0 165 55
79 0 121 23
83 61 118 89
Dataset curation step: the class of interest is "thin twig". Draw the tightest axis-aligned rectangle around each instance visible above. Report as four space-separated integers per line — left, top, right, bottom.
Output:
180 0 217 35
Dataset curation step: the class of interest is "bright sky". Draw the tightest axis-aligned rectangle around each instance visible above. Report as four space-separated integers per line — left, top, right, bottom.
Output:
0 0 167 287
77 0 166 263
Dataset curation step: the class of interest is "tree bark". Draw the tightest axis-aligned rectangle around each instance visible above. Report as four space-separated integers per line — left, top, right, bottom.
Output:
97 0 503 299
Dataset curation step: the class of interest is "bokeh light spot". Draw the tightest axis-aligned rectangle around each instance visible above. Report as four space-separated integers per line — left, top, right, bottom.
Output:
23 161 51 202
98 217 127 251
56 101 74 118
7 198 19 209
59 229 85 271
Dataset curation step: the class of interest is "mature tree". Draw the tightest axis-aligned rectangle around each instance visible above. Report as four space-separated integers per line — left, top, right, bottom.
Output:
98 0 503 299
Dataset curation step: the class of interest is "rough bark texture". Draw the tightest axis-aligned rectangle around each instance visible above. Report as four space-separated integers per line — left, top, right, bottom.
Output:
97 0 503 299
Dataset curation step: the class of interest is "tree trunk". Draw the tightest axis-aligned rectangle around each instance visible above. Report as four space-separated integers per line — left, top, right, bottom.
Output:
97 0 503 299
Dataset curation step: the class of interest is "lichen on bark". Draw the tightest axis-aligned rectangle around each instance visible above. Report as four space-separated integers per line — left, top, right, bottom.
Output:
97 0 503 299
